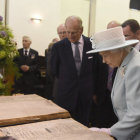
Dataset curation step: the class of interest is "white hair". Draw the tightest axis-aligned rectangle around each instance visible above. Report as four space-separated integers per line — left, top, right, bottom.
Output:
22 36 32 42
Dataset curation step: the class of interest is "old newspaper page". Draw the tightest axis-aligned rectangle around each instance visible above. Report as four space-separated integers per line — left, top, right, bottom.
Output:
0 118 114 140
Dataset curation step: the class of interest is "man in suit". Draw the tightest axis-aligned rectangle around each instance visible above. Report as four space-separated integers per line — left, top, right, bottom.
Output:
14 36 39 94
51 16 97 126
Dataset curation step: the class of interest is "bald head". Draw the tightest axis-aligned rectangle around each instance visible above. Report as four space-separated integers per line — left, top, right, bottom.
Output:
65 16 83 28
65 16 83 43
57 24 67 40
107 20 121 29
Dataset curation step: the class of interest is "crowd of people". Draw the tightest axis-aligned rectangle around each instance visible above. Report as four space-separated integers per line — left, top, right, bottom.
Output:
12 16 140 140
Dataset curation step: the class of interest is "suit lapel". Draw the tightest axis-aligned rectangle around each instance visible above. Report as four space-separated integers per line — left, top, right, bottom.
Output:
19 48 24 56
64 37 92 76
64 39 77 74
29 49 32 57
80 36 91 75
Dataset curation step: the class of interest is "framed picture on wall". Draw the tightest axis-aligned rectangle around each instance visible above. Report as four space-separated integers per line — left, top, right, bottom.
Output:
130 0 140 10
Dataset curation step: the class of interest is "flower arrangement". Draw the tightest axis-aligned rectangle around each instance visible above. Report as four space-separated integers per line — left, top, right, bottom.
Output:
0 16 20 95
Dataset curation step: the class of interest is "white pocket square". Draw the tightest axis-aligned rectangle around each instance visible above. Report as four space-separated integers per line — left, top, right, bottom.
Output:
88 56 93 59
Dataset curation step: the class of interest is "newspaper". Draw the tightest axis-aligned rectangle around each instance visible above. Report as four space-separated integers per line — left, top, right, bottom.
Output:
0 118 114 140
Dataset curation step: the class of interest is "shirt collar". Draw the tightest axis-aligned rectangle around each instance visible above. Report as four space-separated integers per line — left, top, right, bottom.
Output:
24 48 30 52
71 35 83 45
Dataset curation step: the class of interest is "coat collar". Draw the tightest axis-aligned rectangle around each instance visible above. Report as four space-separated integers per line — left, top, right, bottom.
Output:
119 48 135 68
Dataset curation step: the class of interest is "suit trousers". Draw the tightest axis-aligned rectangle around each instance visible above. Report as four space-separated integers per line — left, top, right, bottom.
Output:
69 94 92 127
90 89 118 128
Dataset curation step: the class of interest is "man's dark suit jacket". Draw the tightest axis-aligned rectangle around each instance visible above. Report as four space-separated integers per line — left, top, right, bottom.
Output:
95 55 117 104
14 48 39 94
91 55 118 128
50 36 97 126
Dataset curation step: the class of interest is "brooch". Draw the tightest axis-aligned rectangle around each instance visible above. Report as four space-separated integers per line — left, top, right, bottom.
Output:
90 36 96 49
120 66 126 77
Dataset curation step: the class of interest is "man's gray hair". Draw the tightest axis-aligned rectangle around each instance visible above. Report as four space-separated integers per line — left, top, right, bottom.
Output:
65 16 83 28
22 36 32 42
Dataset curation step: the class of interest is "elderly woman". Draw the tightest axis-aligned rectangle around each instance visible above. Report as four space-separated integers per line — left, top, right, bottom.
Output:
88 27 140 140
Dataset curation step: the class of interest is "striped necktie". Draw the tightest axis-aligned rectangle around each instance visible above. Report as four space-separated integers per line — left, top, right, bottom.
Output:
74 42 81 75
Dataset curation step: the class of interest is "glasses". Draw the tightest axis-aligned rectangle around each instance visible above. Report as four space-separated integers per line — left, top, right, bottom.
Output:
58 31 66 35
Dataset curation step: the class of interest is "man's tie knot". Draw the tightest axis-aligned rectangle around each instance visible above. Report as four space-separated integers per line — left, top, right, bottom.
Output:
74 42 79 45
25 50 28 56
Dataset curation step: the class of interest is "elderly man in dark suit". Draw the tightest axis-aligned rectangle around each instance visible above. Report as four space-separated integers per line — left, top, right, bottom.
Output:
14 36 39 94
50 16 97 126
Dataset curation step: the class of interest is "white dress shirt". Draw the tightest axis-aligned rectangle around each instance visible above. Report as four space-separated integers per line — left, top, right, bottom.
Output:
71 36 84 61
23 48 30 56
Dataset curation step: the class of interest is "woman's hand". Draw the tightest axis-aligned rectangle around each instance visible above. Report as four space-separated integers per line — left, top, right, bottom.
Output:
89 127 111 135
